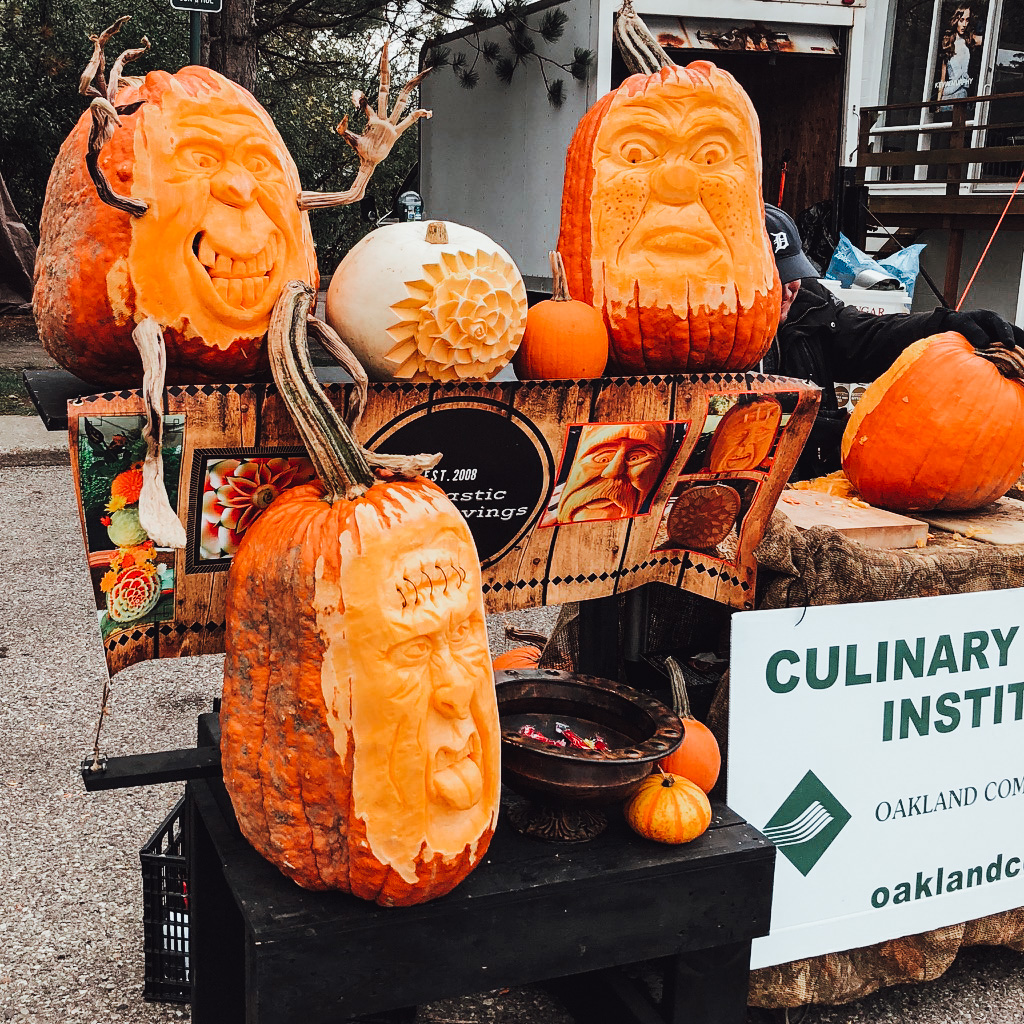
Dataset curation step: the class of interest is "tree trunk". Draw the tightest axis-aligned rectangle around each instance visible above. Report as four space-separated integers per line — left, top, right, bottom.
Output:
204 0 259 92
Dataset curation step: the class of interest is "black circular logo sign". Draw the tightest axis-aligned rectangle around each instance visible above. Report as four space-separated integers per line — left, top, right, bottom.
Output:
368 400 552 566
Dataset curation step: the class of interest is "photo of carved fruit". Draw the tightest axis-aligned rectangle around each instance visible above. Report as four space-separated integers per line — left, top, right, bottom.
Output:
706 396 781 473
663 483 741 552
200 456 316 560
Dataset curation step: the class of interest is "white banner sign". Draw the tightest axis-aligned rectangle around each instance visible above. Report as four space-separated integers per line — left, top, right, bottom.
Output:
728 588 1024 969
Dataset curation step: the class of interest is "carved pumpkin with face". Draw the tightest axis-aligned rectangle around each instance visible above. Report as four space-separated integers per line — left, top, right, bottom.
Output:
34 66 317 386
558 62 781 374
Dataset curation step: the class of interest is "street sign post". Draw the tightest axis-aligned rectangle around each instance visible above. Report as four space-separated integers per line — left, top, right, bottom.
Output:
170 0 222 10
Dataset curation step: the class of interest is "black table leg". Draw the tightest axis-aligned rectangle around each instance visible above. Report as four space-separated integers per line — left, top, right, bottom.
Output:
663 940 753 1024
187 783 247 1023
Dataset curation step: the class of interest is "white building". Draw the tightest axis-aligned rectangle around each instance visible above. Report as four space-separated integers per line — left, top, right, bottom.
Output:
419 0 1024 321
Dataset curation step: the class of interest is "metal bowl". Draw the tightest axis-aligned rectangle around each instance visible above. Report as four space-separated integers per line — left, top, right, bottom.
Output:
495 668 684 808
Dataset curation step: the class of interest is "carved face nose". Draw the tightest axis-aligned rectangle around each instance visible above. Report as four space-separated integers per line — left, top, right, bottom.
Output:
651 161 701 204
430 649 473 719
211 163 258 208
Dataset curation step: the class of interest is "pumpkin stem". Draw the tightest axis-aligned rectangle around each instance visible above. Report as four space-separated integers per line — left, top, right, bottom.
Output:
268 282 441 503
79 17 151 217
663 655 694 720
426 221 449 244
297 45 432 212
306 314 368 430
613 0 675 76
549 251 573 302
977 343 1024 382
504 627 548 647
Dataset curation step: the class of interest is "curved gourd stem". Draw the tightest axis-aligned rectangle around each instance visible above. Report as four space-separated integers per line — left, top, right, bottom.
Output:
549 251 572 301
613 0 675 76
978 343 1024 382
663 655 693 720
268 281 441 503
504 627 549 647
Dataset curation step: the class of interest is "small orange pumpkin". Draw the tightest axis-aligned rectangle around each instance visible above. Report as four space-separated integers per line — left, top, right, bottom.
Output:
624 771 712 844
657 657 721 793
557 62 780 374
841 333 1024 511
513 251 609 380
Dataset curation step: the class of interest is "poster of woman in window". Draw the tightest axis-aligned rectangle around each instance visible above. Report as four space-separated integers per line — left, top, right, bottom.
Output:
935 2 985 111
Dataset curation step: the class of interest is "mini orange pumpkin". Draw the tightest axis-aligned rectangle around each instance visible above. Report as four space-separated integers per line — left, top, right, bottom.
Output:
657 657 720 793
220 282 501 906
513 251 609 380
557 62 780 374
841 333 1024 511
624 771 712 844
34 65 317 386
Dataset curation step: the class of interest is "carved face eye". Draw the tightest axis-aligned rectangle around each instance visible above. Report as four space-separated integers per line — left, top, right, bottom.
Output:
391 636 432 667
625 444 659 464
619 137 659 165
692 140 729 167
177 144 222 174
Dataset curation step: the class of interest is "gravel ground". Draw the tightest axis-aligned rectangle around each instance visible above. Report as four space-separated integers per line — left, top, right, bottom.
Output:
1 421 1022 1024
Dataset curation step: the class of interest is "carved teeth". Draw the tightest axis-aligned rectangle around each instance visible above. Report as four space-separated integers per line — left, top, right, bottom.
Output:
197 232 280 308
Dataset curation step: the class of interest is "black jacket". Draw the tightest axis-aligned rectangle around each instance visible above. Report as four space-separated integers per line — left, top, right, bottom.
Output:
763 279 950 479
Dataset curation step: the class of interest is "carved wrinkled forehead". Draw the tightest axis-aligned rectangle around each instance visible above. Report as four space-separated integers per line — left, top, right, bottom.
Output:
579 422 671 451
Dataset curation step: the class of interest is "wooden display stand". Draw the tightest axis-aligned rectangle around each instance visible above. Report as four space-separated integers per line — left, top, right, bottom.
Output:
187 714 774 1024
25 368 798 1020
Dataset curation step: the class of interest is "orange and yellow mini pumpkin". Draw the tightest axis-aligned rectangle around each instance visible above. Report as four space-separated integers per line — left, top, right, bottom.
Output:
557 62 780 374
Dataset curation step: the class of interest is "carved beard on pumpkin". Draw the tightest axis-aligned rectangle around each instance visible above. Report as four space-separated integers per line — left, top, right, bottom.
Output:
122 72 315 352
319 510 500 882
559 63 781 374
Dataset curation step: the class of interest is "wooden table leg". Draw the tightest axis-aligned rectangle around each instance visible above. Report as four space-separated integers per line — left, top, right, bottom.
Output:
662 940 753 1024
186 783 246 1023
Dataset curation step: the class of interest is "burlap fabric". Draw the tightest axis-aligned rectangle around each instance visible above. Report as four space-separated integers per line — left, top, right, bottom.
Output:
539 509 1024 1007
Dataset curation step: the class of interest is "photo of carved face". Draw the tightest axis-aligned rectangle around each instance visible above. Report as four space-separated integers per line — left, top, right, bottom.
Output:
330 507 500 868
128 72 315 347
557 422 672 523
707 397 782 472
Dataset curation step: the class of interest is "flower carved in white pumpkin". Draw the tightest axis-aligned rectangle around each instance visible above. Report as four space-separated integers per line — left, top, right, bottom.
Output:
201 456 316 559
386 249 528 382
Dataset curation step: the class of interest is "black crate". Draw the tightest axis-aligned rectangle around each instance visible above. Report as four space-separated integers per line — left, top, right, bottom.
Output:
140 796 190 1003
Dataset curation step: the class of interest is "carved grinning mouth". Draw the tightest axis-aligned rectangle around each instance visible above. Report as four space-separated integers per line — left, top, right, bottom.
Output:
434 733 480 773
192 231 280 309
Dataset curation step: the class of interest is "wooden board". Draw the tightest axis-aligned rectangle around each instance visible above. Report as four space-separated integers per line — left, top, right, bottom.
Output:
915 496 1024 546
776 490 929 549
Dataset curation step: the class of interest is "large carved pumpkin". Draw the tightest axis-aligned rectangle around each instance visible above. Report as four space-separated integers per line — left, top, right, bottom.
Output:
34 66 317 386
557 62 781 374
841 333 1024 511
221 282 501 905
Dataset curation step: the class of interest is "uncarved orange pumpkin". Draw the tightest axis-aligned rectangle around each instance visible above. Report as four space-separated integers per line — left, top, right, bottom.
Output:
624 771 712 844
841 333 1024 511
513 251 609 380
557 62 780 374
220 282 501 906
491 629 547 670
657 657 720 793
34 66 317 386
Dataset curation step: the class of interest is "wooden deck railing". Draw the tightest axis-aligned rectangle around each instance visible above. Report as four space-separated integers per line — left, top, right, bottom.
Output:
855 91 1024 304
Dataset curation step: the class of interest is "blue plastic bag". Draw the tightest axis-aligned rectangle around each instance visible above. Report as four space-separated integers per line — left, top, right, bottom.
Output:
825 233 926 301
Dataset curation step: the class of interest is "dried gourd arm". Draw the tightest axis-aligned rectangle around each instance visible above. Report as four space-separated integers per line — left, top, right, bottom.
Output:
79 15 151 216
298 45 432 211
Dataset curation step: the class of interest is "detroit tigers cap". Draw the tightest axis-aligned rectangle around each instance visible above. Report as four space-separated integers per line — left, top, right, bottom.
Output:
764 203 819 284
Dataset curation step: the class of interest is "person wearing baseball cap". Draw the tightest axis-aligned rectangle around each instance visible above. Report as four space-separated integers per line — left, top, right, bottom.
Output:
762 203 1023 479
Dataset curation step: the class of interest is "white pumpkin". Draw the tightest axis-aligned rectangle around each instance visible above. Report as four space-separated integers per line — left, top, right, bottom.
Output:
325 220 528 383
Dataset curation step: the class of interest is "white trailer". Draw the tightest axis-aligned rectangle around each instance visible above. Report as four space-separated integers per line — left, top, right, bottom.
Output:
419 0 873 292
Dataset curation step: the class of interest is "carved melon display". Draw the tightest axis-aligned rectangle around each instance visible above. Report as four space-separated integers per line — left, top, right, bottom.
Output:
326 220 528 383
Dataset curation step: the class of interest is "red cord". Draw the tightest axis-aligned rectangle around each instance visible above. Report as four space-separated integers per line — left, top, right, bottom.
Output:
956 161 1024 311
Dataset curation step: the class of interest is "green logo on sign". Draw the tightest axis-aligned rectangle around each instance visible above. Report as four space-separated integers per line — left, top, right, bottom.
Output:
762 770 851 876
